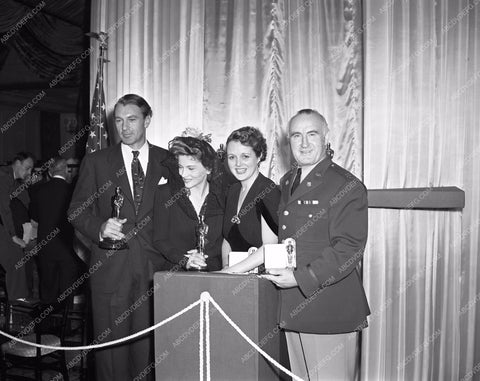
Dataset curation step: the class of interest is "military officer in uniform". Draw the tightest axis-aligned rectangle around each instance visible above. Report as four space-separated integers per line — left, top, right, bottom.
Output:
224 109 370 380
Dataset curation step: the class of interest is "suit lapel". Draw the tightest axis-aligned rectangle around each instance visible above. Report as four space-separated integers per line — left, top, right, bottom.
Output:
108 144 135 208
138 144 168 217
140 148 158 216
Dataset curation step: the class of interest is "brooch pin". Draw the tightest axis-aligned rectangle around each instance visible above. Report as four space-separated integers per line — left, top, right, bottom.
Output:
231 215 241 224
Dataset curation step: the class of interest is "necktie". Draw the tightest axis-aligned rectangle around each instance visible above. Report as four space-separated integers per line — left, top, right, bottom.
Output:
291 167 302 195
131 150 145 213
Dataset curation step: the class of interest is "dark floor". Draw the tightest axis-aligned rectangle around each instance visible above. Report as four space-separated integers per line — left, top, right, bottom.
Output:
1 266 90 380
1 310 87 380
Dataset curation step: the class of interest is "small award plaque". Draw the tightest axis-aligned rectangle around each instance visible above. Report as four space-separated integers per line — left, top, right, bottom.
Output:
264 238 296 271
98 186 129 250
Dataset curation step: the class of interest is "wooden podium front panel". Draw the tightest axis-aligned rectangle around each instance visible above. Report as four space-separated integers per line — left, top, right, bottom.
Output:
153 272 287 381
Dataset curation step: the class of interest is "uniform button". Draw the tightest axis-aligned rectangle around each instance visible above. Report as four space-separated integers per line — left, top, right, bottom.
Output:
308 214 313 218
285 180 290 185
307 182 311 187
283 210 289 216
282 225 286 230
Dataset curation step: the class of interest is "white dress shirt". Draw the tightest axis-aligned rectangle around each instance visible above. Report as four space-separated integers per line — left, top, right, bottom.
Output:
121 141 149 197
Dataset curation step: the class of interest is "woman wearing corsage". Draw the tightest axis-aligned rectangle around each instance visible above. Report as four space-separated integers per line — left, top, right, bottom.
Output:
221 127 280 269
153 129 224 271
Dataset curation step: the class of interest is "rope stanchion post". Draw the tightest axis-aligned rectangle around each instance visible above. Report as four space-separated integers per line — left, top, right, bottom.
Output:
205 294 211 381
200 291 211 381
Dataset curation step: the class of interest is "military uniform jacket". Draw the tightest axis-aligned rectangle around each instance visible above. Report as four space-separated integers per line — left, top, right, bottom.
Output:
278 157 370 334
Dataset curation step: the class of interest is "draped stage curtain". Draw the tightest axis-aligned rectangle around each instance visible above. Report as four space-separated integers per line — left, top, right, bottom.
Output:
91 0 205 146
363 1 480 380
0 0 85 83
92 0 361 179
91 0 480 380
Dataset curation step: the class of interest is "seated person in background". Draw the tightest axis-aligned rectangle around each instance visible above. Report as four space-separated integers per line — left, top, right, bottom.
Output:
153 132 224 271
222 127 280 268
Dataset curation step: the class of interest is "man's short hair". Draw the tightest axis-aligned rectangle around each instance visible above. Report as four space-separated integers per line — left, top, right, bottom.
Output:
288 108 329 135
114 94 153 119
12 152 35 164
49 157 68 176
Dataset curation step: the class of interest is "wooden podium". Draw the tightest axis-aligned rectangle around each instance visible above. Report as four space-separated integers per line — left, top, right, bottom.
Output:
153 272 290 381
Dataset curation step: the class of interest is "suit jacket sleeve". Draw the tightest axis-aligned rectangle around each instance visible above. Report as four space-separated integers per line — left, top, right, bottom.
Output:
0 171 16 237
67 154 106 244
152 186 186 267
294 182 368 297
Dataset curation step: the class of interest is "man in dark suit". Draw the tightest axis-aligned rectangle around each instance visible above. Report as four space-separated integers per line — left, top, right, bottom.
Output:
31 157 79 304
0 152 34 301
68 94 171 381
263 109 370 380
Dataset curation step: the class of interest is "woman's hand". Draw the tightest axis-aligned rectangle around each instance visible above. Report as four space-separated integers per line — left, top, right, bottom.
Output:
185 249 208 270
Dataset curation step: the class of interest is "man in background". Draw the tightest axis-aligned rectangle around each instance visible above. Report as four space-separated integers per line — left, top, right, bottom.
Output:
31 157 80 304
0 152 34 301
66 157 80 186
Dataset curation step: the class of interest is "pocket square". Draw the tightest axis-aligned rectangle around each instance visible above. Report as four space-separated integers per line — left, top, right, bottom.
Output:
158 177 168 185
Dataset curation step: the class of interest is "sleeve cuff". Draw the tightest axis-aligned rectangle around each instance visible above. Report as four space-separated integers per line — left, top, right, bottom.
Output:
294 264 322 298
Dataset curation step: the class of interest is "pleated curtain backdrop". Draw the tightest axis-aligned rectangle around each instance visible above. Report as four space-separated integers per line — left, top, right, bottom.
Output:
363 1 480 380
90 0 205 146
91 0 361 179
90 1 480 380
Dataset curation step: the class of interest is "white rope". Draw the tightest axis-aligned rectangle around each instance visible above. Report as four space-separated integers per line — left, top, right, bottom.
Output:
205 294 211 381
206 293 304 381
2 291 304 381
199 295 204 381
0 299 201 352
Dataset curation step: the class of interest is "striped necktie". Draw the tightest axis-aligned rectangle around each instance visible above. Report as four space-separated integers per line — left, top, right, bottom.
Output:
131 150 145 213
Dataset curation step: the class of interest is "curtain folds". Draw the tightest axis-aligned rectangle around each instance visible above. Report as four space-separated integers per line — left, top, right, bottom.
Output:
91 0 205 145
203 0 285 175
283 0 363 176
363 0 480 380
0 0 85 82
203 0 363 178
93 0 360 177
90 1 480 379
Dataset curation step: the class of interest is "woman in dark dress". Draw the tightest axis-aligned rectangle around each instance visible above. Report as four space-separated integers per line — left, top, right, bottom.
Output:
222 127 281 267
153 134 224 271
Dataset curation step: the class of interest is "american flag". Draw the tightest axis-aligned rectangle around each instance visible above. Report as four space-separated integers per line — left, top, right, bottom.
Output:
86 62 109 153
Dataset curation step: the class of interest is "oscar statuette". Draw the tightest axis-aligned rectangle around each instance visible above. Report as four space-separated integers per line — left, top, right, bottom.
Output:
98 186 129 250
189 214 208 271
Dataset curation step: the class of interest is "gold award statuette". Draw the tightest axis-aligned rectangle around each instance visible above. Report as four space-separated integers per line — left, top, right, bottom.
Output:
99 186 129 250
189 214 208 271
